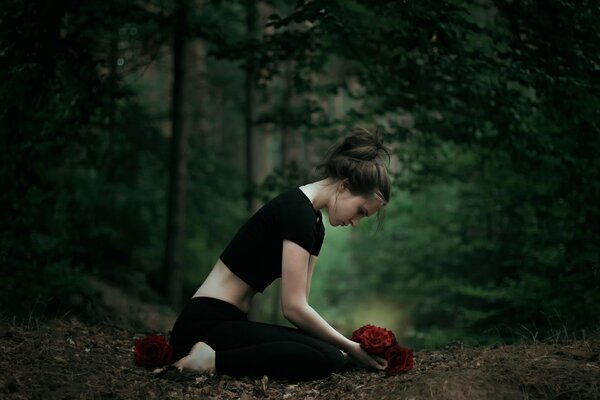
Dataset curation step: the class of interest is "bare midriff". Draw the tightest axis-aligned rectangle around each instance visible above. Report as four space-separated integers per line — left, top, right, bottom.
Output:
192 259 257 313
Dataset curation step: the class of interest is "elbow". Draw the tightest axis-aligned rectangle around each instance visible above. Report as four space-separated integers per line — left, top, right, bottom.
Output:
281 301 307 323
281 303 297 322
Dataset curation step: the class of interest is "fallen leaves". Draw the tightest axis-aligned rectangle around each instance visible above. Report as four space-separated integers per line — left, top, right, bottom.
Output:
1 319 600 400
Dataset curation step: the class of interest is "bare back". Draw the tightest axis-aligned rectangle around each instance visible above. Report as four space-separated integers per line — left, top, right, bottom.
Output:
193 259 257 313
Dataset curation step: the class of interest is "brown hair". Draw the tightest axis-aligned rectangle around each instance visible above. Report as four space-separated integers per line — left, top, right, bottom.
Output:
316 128 391 205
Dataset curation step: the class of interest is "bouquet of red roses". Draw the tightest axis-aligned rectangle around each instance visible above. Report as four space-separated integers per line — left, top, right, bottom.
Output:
351 325 414 374
133 334 173 368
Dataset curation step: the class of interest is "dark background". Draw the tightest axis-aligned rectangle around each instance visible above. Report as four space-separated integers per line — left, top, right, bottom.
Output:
1 0 598 349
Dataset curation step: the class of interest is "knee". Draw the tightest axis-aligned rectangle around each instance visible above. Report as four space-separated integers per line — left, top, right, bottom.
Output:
299 344 344 379
276 343 344 380
320 346 345 373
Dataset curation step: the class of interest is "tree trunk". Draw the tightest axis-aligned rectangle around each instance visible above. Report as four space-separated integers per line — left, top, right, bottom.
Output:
245 0 258 215
164 0 188 310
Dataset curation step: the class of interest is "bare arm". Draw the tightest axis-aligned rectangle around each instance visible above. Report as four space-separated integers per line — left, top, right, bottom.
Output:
280 240 386 370
306 255 317 300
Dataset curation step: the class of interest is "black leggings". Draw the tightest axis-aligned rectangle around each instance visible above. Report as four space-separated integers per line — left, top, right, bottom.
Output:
169 296 345 381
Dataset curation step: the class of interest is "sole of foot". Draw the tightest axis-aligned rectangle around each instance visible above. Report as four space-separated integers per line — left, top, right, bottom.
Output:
173 342 216 375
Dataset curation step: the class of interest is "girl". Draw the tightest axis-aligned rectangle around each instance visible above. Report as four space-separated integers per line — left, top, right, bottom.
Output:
169 129 391 381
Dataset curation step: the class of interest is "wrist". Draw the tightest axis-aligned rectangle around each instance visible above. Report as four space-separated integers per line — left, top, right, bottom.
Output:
342 339 360 353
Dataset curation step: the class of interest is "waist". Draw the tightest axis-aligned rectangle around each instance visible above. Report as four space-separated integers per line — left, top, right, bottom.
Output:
193 259 256 313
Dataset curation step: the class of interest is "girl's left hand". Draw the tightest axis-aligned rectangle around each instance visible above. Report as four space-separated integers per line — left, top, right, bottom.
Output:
347 341 388 370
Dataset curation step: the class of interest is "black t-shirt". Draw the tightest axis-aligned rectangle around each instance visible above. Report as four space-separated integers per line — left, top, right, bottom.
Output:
220 187 325 293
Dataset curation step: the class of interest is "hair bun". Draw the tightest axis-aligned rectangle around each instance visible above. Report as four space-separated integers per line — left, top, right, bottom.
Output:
315 127 392 204
340 128 390 163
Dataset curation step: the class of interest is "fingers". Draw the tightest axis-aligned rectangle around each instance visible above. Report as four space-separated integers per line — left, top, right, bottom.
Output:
371 355 387 370
374 355 387 367
350 345 388 371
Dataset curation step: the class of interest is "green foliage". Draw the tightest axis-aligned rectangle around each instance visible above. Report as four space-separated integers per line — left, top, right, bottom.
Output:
1 0 598 349
0 0 255 317
0 0 169 317
265 0 600 346
184 149 248 295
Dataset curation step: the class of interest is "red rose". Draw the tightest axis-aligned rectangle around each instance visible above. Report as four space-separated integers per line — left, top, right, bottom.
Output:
384 344 414 374
133 335 173 367
351 324 398 355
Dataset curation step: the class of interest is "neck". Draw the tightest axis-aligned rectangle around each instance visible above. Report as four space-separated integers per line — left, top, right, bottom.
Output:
300 179 338 211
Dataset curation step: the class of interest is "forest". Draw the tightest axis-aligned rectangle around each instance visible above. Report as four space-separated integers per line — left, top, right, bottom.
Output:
1 0 599 355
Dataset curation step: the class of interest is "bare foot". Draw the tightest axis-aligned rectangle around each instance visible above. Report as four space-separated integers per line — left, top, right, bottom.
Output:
173 342 216 374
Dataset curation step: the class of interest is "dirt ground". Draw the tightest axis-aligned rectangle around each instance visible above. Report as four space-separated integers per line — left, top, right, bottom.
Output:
1 318 599 400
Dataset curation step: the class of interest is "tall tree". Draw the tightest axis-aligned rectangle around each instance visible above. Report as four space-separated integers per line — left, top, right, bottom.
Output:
244 0 259 214
164 0 189 310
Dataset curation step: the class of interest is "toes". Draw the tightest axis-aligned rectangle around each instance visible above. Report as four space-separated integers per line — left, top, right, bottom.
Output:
173 355 190 371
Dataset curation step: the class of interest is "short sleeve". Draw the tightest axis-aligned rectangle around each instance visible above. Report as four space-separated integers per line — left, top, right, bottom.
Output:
313 217 325 256
280 203 319 255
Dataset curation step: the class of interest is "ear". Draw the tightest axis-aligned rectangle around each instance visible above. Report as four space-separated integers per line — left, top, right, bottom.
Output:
338 179 349 191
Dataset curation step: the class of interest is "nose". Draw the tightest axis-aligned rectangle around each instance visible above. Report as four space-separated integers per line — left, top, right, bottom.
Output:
349 214 366 228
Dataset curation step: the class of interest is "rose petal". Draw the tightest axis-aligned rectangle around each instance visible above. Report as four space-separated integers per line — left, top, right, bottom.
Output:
384 344 414 374
351 325 398 355
134 335 173 367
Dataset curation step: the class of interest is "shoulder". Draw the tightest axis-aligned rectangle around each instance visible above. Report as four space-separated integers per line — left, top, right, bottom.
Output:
259 188 325 256
271 189 318 222
265 188 314 215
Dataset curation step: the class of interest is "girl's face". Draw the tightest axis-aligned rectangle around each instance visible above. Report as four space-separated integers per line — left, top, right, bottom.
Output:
327 188 384 228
